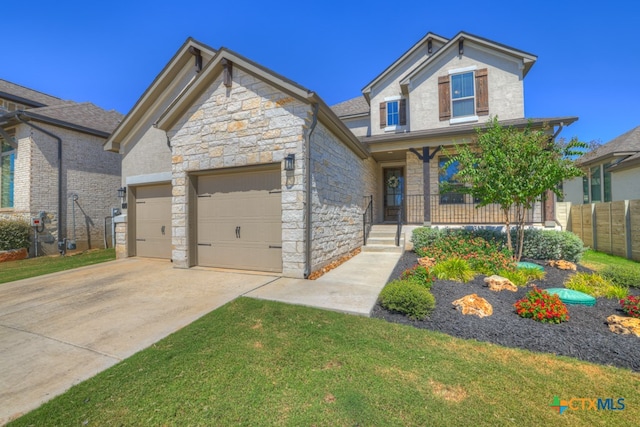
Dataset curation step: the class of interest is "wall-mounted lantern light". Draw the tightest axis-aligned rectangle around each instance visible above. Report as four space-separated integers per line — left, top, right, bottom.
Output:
118 187 127 209
284 154 295 171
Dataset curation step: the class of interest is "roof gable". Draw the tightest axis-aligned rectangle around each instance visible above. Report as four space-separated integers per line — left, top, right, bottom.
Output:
577 125 640 169
104 37 217 152
399 32 537 90
331 96 369 118
361 32 448 101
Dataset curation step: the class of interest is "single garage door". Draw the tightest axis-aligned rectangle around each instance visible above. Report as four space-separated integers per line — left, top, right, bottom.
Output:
135 184 172 259
197 168 282 272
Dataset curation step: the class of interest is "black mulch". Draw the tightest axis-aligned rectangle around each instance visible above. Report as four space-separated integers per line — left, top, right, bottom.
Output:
371 251 640 372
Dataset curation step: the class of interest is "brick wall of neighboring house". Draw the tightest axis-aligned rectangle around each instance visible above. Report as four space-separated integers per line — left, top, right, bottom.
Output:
6 123 121 255
309 122 376 270
168 68 309 277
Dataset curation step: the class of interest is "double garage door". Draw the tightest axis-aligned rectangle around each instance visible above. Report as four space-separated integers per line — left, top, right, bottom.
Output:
134 167 282 273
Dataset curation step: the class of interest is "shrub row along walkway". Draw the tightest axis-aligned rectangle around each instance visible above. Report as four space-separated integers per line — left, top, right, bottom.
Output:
372 251 640 372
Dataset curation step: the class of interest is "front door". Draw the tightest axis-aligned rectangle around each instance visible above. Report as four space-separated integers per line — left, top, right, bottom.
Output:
383 167 404 222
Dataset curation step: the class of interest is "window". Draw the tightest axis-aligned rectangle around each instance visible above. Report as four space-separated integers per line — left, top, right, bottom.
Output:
590 166 601 202
586 163 612 203
439 157 464 204
387 101 399 126
582 176 589 203
379 98 406 129
603 163 612 202
1 138 15 208
451 72 475 118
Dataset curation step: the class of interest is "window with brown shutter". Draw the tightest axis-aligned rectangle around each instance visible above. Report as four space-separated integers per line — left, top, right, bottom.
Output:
475 68 489 116
399 99 407 126
438 75 451 121
379 102 386 128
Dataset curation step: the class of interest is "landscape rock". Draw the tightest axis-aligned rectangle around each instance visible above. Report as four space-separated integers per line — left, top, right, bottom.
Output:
607 315 640 337
417 256 436 268
547 260 577 271
483 275 517 292
452 294 493 318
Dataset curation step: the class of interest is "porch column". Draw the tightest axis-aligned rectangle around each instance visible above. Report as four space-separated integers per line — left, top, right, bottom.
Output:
423 147 431 226
544 189 556 227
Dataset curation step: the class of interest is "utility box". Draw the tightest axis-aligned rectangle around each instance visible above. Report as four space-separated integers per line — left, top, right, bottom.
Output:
30 217 42 227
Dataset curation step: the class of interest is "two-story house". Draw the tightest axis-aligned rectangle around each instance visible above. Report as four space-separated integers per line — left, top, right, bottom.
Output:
0 79 123 255
107 32 576 278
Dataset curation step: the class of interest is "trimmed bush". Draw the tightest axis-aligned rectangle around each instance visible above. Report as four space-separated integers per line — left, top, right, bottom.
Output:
601 265 640 288
564 272 628 299
400 265 434 289
379 279 436 320
0 219 31 251
411 227 447 252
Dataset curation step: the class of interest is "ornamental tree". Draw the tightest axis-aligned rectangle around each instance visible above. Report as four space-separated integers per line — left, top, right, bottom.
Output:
445 117 587 261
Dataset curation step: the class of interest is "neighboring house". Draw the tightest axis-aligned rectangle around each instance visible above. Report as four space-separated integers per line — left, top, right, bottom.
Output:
0 79 123 255
106 32 576 278
563 125 640 204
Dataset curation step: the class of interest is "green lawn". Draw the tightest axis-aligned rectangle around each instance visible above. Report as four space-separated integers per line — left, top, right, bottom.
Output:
0 248 115 284
580 249 640 272
10 298 639 426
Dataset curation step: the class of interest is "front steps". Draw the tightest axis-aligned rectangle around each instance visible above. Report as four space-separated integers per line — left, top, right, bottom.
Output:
362 224 405 253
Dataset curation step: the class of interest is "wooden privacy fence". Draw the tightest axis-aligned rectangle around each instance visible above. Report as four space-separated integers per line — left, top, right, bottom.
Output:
568 200 640 261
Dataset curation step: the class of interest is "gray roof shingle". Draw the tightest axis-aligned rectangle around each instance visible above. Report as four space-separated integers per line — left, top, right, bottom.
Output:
577 125 640 166
26 103 123 135
0 79 68 107
331 96 369 118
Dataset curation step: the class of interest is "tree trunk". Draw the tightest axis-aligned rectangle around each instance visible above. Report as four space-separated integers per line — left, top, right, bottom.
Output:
503 209 513 255
516 205 528 262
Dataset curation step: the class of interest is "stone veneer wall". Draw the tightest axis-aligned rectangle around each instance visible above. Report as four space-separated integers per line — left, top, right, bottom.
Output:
309 122 377 270
405 152 424 224
3 123 120 255
167 68 309 277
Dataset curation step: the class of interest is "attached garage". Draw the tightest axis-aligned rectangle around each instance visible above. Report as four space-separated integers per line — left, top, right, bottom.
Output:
134 184 172 259
196 167 282 272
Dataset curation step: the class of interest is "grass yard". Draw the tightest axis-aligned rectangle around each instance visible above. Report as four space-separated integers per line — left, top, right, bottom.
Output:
10 297 639 426
0 248 115 284
580 249 640 272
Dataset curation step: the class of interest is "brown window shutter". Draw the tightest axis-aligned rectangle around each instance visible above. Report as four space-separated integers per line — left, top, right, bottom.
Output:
475 68 489 116
399 99 407 126
379 102 386 128
438 75 451 121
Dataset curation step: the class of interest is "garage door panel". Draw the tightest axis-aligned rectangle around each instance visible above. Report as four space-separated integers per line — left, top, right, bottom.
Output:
197 169 282 272
135 184 172 259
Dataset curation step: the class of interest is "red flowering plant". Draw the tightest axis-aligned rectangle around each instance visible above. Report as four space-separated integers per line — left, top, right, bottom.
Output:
514 287 569 324
400 265 434 289
620 295 640 318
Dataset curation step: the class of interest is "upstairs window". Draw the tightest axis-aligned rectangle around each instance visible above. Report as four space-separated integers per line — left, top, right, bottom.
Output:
379 98 407 129
451 72 475 117
439 68 488 122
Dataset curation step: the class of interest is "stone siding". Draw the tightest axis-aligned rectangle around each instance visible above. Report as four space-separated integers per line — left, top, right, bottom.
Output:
310 122 375 270
6 123 120 255
168 68 309 277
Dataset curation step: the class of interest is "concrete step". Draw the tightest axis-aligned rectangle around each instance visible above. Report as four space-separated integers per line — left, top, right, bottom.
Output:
365 236 398 246
361 243 404 253
368 231 397 239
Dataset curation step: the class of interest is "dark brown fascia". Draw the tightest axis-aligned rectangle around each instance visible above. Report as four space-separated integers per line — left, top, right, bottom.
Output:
156 48 370 160
104 37 217 152
1 110 110 139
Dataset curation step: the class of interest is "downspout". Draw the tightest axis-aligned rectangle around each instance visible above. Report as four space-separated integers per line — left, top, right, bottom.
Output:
15 113 65 254
304 103 320 278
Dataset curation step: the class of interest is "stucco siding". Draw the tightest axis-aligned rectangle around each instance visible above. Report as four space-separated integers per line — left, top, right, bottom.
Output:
342 116 370 137
612 168 640 201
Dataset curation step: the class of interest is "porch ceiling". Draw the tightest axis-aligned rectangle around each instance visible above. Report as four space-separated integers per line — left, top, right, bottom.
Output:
371 149 408 162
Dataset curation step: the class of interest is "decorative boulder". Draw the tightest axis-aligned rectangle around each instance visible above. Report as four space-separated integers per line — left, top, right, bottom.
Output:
607 315 640 337
547 260 577 271
418 256 436 268
0 248 28 263
483 275 517 292
452 294 493 318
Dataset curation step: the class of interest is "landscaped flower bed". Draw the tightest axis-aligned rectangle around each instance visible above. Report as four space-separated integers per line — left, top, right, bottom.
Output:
373 250 640 372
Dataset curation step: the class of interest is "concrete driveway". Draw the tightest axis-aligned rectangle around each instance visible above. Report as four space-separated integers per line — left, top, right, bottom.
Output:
0 258 278 424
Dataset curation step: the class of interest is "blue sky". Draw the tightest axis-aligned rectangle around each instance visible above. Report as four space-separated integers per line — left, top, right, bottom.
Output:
3 0 638 144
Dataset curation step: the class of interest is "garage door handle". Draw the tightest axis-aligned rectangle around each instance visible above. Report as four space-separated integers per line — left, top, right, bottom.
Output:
269 245 282 249
161 225 166 235
198 243 212 247
136 238 146 242
235 226 241 238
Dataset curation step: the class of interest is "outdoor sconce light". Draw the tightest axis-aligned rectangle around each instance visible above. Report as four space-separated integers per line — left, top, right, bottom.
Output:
117 187 127 209
284 154 295 171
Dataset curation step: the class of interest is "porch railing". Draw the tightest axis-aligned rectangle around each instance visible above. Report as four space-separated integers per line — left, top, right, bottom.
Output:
363 195 373 245
405 194 538 225
395 195 403 246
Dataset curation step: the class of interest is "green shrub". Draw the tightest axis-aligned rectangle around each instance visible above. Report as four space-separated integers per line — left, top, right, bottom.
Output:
400 265 434 289
601 265 640 288
512 229 585 262
379 279 436 320
497 269 528 287
432 257 475 283
520 266 546 282
411 227 446 252
0 219 31 250
564 272 628 299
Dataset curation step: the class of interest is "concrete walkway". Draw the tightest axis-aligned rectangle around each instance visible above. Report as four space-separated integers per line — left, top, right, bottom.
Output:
245 251 402 315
